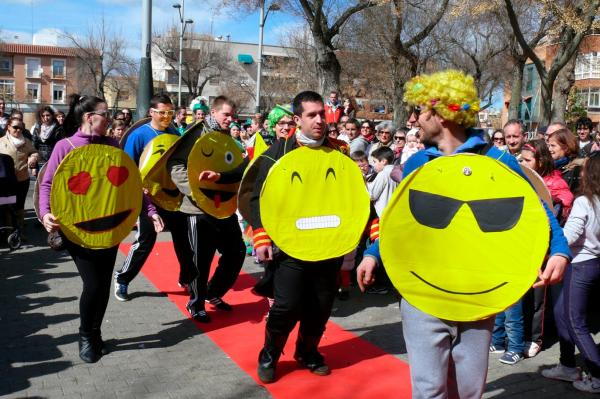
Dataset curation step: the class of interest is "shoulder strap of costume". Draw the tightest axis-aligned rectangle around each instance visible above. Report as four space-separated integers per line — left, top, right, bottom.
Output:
65 138 76 150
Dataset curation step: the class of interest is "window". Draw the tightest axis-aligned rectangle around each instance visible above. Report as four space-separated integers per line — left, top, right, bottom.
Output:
117 90 130 101
525 66 534 91
0 80 15 99
26 58 42 78
167 70 179 85
589 88 600 108
52 59 66 78
0 57 12 73
26 82 40 102
575 53 600 80
53 84 65 103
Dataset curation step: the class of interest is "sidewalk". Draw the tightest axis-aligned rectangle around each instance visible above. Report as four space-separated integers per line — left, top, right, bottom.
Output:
0 191 595 398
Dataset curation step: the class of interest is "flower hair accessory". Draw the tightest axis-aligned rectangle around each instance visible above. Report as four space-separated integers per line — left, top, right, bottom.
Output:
447 104 461 112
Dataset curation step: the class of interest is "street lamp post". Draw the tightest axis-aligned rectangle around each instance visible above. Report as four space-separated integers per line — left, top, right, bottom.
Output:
173 1 193 107
255 1 280 113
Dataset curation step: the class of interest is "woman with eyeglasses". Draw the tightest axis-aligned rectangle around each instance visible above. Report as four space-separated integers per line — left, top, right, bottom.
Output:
0 117 38 234
266 104 295 141
31 106 64 169
392 128 407 164
39 94 162 363
491 130 506 150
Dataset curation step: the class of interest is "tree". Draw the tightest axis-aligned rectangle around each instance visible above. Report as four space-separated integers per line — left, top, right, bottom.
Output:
564 85 588 127
62 18 136 99
226 0 377 95
504 0 600 124
153 28 233 105
346 0 449 125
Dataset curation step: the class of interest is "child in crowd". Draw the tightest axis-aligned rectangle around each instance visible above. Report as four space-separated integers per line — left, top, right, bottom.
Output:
400 128 419 165
369 147 398 217
542 152 600 394
351 151 377 183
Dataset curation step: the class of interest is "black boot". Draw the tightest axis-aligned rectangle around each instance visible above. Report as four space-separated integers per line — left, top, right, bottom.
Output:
257 330 287 383
294 334 330 376
79 332 102 363
92 328 109 356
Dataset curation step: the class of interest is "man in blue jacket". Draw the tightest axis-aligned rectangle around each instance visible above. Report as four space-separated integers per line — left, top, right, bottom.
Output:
356 70 571 399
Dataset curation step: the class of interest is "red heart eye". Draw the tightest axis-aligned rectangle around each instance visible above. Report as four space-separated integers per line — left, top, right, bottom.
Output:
68 171 92 195
107 166 129 186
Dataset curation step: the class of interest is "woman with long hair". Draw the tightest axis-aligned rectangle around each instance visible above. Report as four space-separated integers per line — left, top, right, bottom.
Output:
39 94 163 363
547 128 582 194
31 106 64 167
543 152 600 393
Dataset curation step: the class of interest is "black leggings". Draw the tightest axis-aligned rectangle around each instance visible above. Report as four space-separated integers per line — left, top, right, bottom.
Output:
15 179 29 211
65 239 119 334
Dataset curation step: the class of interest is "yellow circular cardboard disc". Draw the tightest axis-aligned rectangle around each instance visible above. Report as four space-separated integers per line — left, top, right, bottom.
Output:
139 134 183 211
50 144 142 249
260 146 370 261
188 132 244 218
380 154 549 321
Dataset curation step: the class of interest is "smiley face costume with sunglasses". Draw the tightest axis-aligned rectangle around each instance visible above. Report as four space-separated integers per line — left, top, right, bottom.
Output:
380 154 549 321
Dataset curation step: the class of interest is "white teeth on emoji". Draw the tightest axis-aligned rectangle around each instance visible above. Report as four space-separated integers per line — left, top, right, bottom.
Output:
295 215 340 230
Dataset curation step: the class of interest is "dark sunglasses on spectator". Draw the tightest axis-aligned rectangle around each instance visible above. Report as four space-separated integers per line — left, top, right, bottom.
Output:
10 125 22 130
394 136 406 140
493 137 504 142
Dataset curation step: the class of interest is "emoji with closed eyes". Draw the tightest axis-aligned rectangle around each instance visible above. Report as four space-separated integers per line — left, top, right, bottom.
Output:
139 134 183 211
188 132 244 218
259 146 370 261
380 154 549 321
50 144 142 249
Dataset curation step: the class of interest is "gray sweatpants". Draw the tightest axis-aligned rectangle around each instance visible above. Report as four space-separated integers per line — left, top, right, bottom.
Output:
401 299 495 399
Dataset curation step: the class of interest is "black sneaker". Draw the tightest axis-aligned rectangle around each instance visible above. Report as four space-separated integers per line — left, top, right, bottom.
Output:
206 297 233 311
114 281 130 302
186 305 211 323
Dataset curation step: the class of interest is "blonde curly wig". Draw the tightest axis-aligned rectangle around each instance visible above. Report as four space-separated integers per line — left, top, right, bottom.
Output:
404 70 480 128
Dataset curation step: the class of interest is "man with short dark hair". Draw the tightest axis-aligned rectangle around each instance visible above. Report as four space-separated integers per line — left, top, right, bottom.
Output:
575 116 594 157
346 118 369 154
168 95 246 323
324 90 342 124
114 94 195 302
250 90 349 383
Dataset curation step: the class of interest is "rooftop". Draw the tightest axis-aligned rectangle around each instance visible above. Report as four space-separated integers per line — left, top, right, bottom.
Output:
0 43 79 57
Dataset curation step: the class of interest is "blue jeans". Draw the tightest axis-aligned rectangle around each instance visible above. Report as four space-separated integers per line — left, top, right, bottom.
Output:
555 258 600 377
492 300 524 354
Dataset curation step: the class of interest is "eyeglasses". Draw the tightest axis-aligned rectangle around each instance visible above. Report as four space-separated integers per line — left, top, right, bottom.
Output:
411 106 422 118
361 126 371 130
151 108 175 117
276 121 296 127
9 125 22 130
394 136 406 141
88 110 111 119
493 138 505 142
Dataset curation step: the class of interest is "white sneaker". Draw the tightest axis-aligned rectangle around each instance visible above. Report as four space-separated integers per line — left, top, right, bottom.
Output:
525 341 541 358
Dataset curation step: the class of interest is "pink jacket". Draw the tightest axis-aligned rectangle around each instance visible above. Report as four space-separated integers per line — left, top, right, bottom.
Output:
543 169 574 220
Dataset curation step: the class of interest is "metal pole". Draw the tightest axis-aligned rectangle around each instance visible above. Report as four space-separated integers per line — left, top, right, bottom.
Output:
137 0 153 121
177 0 184 107
255 0 265 114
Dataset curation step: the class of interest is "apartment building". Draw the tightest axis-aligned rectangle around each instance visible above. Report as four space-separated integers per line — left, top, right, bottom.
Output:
0 43 82 125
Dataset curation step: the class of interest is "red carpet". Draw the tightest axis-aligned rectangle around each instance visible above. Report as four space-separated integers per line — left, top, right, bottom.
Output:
120 242 411 398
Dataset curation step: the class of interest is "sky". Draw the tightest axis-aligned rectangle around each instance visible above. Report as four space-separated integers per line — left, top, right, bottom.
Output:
1 0 301 58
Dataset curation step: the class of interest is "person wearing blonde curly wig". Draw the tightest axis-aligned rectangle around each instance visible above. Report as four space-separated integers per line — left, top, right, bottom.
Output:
357 69 571 398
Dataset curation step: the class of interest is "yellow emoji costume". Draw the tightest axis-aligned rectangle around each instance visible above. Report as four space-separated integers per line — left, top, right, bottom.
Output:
138 134 183 211
188 131 244 218
50 144 142 249
259 146 370 261
380 154 549 321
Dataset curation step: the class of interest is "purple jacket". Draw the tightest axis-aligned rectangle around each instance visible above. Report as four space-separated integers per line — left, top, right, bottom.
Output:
39 129 156 219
